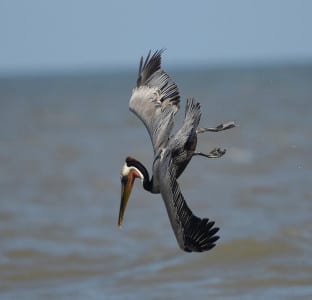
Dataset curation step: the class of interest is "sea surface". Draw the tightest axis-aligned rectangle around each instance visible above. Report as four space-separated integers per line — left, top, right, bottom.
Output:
0 64 311 299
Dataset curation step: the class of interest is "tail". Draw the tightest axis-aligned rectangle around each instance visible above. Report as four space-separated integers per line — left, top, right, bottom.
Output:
184 98 201 130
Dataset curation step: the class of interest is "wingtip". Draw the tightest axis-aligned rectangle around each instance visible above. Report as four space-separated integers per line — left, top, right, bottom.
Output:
183 217 220 253
136 49 166 87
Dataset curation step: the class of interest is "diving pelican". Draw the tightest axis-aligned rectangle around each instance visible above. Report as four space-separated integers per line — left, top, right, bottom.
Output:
118 50 235 252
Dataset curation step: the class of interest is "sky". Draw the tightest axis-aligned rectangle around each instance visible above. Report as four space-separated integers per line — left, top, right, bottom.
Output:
1 0 312 75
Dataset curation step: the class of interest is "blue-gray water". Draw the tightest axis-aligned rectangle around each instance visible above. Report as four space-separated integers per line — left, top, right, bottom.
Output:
0 64 311 299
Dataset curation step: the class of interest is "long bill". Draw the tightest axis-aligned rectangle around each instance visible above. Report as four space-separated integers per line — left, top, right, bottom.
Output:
118 174 135 227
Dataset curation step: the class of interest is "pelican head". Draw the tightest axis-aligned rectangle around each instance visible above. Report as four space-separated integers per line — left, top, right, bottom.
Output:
118 157 146 227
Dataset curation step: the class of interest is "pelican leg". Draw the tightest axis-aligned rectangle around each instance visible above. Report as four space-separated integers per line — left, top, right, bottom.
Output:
197 121 236 134
193 148 226 159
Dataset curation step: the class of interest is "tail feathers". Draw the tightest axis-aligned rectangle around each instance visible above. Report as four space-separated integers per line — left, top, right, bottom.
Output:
184 98 201 129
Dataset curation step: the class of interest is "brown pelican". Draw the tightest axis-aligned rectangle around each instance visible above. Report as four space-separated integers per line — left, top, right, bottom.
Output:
118 50 235 252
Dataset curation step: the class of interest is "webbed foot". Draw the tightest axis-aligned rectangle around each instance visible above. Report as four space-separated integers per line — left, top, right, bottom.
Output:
193 147 226 158
197 121 236 134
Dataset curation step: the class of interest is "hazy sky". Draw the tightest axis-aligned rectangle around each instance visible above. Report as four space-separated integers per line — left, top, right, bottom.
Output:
1 0 312 74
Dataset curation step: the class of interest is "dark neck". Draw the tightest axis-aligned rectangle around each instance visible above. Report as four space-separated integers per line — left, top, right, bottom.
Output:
143 175 153 192
128 158 153 192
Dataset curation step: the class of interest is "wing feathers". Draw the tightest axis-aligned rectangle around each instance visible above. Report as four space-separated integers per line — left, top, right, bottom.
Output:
137 50 179 103
160 162 219 252
183 217 220 252
137 50 163 87
130 50 180 152
129 51 220 253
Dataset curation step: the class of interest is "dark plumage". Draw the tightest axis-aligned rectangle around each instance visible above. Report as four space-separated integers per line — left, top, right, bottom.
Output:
119 50 235 252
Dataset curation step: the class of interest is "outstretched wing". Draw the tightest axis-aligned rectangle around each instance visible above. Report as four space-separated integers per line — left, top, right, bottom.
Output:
129 50 180 153
159 157 219 252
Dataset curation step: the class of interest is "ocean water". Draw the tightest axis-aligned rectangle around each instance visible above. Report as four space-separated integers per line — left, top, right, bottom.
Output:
0 64 311 299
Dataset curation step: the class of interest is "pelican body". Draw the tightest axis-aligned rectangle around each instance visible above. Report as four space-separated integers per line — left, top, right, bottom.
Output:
118 50 235 252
